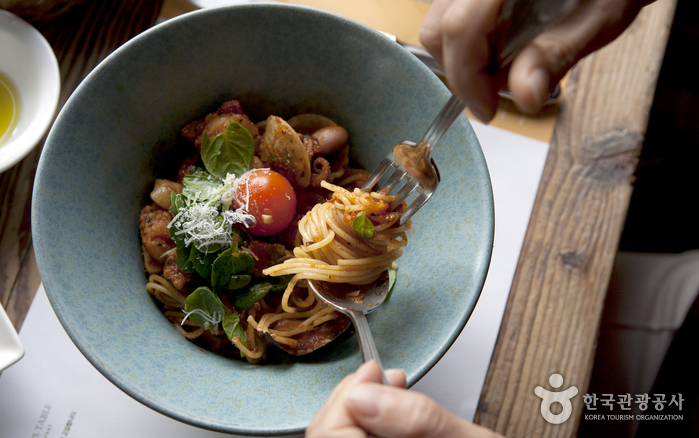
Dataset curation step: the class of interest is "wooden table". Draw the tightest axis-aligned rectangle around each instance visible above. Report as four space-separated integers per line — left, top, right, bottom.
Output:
0 0 678 436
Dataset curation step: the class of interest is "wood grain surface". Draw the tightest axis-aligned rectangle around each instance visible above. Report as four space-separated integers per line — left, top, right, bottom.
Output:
474 1 678 436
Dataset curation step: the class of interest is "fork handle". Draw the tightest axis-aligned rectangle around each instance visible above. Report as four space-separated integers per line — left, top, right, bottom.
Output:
419 94 467 148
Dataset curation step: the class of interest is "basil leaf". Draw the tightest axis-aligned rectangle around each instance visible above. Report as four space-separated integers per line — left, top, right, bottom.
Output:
212 246 237 293
176 243 195 273
222 312 247 357
229 275 251 290
222 312 246 342
211 245 255 293
200 121 254 179
384 267 398 304
388 267 397 294
168 210 195 273
170 192 186 216
188 246 220 281
182 172 223 203
169 221 186 248
352 212 375 240
183 287 225 330
270 274 294 292
230 251 255 275
234 282 273 310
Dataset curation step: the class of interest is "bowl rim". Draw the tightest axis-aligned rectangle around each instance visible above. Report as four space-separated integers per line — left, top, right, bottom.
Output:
0 10 61 173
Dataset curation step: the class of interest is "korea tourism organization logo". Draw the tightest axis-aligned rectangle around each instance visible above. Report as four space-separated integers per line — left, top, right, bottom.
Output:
534 373 579 424
534 373 685 424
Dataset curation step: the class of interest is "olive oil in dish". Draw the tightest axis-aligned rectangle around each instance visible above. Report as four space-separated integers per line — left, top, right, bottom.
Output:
0 72 20 146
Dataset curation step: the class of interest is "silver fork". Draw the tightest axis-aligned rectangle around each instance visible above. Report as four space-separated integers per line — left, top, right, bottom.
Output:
363 0 580 224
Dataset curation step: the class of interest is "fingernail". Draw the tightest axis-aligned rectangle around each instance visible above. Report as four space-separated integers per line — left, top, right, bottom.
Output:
346 384 383 418
528 67 550 110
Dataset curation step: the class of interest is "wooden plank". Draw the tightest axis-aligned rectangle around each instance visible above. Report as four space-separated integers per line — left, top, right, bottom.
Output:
474 1 678 436
159 0 198 19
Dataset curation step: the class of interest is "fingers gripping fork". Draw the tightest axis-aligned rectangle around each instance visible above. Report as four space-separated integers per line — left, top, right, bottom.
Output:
362 95 467 225
363 0 581 225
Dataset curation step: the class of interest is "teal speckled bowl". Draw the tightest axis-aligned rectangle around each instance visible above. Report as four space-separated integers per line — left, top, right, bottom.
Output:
32 3 493 435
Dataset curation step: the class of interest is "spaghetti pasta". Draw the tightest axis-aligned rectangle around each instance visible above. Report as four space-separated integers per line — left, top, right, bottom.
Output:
263 181 410 314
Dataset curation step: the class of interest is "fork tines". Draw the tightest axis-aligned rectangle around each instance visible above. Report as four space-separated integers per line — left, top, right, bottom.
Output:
362 146 436 226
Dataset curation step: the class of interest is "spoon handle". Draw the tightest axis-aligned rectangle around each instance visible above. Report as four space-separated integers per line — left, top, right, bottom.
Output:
349 309 388 385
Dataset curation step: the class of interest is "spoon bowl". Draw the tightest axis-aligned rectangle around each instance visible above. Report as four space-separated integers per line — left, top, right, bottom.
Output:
308 274 391 384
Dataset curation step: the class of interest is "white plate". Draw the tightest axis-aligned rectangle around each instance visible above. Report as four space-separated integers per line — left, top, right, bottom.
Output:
0 303 23 372
0 10 61 173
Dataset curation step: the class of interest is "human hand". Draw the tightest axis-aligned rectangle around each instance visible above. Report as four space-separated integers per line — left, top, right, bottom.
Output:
306 360 503 438
419 0 655 123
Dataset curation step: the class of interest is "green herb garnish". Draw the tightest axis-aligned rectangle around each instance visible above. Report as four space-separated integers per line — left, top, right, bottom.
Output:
211 245 254 293
352 212 375 240
182 287 225 330
222 312 247 357
200 121 255 179
234 283 274 310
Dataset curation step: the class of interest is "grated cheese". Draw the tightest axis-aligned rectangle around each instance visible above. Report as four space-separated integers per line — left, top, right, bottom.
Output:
169 171 259 252
171 202 232 251
181 308 223 328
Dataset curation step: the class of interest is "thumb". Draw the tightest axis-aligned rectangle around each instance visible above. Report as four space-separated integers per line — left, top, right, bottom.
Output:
345 384 502 438
507 0 649 114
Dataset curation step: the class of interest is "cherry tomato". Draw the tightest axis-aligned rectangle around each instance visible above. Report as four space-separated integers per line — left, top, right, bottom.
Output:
233 169 297 236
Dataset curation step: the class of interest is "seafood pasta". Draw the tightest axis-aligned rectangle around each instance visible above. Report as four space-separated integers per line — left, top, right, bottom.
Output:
139 99 409 362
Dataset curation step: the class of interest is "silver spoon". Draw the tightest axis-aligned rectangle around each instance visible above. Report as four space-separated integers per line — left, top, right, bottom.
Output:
308 275 390 384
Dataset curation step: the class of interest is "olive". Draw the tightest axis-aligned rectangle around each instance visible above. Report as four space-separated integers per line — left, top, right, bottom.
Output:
311 126 349 156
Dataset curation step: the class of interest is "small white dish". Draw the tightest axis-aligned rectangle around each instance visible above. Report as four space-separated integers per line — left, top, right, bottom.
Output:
0 10 61 173
0 303 23 372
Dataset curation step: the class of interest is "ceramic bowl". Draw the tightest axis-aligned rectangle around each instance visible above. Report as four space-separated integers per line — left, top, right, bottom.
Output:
0 10 60 173
32 3 493 435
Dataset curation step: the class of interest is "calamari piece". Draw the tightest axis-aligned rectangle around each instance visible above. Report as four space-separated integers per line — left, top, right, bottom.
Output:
150 179 182 210
260 116 311 188
203 112 259 139
310 157 331 187
286 113 337 136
